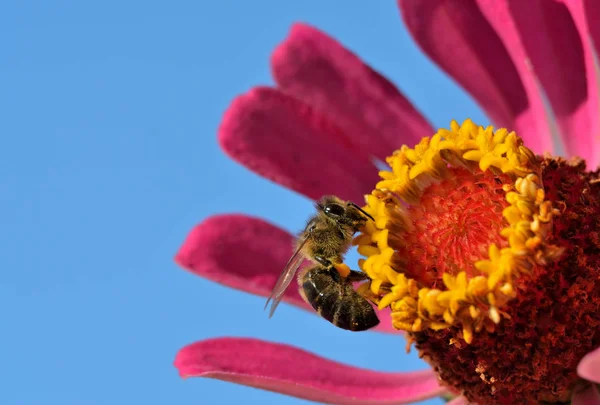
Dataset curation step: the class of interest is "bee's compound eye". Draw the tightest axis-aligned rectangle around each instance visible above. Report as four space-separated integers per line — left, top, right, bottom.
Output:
324 203 345 217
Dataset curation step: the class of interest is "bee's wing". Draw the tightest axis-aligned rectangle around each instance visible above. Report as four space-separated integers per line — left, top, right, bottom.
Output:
264 236 309 318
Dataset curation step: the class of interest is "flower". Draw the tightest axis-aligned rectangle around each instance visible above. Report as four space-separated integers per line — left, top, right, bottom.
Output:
174 1 600 404
356 120 600 404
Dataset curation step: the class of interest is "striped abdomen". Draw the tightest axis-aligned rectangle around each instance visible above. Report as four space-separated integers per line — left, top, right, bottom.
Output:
299 266 379 331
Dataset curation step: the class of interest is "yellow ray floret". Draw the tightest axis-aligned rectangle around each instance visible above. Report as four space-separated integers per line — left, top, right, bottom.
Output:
357 120 561 343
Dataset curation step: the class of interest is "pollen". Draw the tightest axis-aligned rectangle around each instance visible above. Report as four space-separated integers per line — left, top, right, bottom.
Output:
355 120 600 404
333 262 351 278
358 120 559 341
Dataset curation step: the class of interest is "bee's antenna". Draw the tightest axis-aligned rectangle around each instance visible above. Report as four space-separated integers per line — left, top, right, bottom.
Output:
348 202 375 221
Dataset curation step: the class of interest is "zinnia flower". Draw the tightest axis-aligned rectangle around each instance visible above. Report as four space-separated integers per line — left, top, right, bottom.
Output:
174 1 600 404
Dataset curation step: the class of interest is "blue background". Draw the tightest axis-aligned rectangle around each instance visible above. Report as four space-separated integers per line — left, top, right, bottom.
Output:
2 1 488 404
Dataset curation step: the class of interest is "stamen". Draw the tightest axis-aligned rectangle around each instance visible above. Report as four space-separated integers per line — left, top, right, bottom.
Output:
356 120 562 342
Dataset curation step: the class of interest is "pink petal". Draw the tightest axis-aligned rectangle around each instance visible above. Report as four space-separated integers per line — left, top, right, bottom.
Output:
578 346 600 384
175 215 398 334
398 0 555 156
446 396 470 405
477 0 599 166
580 0 600 63
581 0 600 54
559 0 600 169
218 87 379 203
271 23 434 161
174 337 446 405
175 214 308 310
572 384 600 405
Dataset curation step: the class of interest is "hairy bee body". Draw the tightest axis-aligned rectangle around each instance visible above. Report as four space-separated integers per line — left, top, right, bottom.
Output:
265 195 380 332
296 222 347 265
298 196 370 266
299 265 380 331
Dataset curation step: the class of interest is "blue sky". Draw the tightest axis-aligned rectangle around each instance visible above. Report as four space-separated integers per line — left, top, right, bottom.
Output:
2 1 488 404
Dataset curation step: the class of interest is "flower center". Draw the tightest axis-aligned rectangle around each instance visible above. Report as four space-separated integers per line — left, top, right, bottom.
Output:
355 120 600 404
399 168 509 285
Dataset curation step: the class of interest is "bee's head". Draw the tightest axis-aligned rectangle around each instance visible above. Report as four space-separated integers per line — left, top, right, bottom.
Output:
316 196 374 225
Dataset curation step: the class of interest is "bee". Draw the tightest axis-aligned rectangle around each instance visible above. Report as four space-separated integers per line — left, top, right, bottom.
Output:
298 264 380 331
264 196 380 331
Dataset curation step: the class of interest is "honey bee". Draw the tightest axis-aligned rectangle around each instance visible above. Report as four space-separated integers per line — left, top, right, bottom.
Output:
265 196 380 331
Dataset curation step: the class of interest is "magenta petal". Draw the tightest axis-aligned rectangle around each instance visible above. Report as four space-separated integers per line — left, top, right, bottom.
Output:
175 214 309 310
572 384 600 405
175 215 399 334
218 87 379 203
559 0 600 168
578 346 600 384
271 23 434 161
477 0 599 166
398 0 554 156
174 337 446 405
580 0 600 64
470 0 554 157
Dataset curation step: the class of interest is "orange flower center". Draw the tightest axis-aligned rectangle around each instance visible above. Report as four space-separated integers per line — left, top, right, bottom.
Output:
399 168 509 285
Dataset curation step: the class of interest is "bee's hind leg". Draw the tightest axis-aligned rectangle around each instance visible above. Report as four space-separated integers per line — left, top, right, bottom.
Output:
346 270 370 282
355 281 381 306
349 270 385 306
